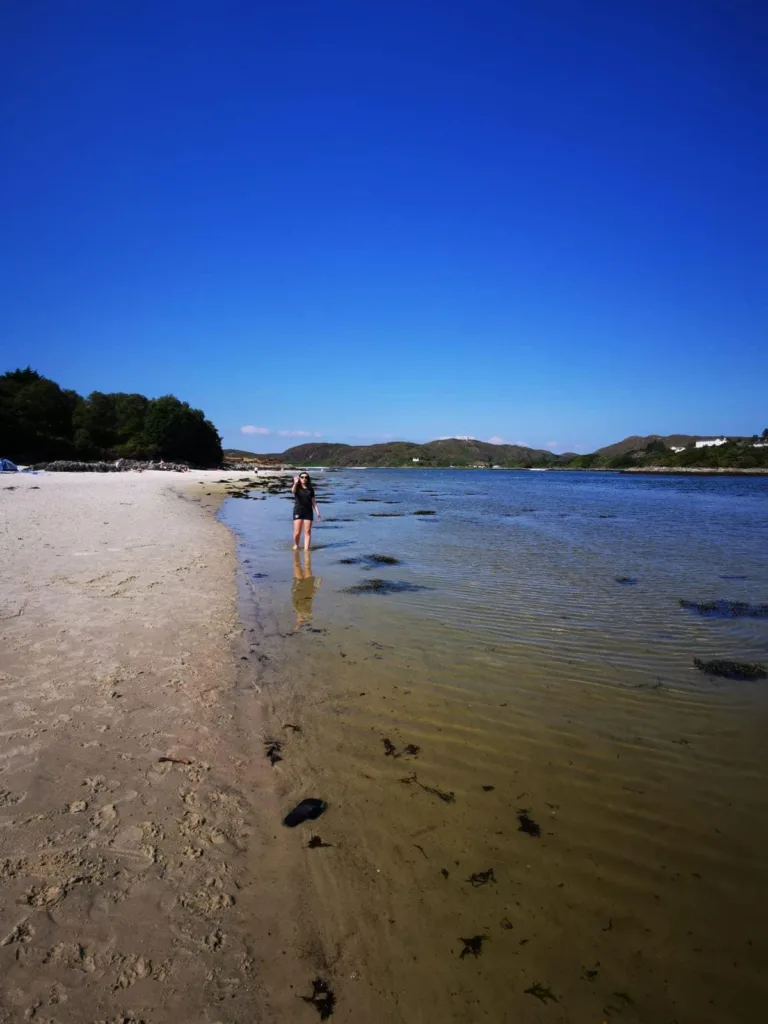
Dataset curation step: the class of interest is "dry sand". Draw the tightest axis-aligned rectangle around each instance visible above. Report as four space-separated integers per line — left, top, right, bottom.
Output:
0 471 315 1023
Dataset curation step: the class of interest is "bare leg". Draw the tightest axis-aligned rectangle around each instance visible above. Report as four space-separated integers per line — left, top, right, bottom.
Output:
292 519 301 550
303 520 312 550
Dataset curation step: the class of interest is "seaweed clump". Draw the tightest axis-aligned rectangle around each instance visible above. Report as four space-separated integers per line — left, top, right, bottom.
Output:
693 658 767 681
345 579 426 595
517 810 541 837
681 599 768 618
301 977 336 1019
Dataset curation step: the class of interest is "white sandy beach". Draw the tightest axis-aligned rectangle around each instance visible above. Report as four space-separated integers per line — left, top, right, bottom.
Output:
0 471 310 1023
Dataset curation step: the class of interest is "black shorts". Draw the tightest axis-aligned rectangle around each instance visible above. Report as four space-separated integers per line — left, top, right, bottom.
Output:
293 509 313 521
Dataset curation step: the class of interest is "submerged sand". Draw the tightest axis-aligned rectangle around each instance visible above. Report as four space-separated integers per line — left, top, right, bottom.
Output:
0 472 313 1022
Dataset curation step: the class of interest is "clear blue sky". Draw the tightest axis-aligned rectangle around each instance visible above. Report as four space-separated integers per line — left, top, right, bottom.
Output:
1 1 766 453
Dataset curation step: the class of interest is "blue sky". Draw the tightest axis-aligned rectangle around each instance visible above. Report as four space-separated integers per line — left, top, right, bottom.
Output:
1 1 766 453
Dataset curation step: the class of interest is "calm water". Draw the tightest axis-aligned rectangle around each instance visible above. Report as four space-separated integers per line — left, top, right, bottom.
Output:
226 469 768 693
222 470 768 1024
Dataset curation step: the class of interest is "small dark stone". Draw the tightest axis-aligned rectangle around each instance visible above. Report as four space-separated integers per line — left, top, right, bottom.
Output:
440 868 450 879
615 576 637 585
413 509 436 515
382 737 397 757
283 798 327 828
482 785 495 792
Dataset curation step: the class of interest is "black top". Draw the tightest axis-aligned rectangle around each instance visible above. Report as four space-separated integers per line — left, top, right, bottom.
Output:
293 484 314 513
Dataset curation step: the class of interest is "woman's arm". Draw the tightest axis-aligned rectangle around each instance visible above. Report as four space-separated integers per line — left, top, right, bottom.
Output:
313 498 321 519
291 476 299 494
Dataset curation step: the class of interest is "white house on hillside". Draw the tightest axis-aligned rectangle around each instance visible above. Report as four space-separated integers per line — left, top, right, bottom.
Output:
695 437 728 448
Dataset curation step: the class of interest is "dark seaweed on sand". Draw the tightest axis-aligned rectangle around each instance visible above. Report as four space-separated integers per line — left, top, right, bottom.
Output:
400 772 455 803
265 739 282 766
693 658 767 681
413 509 436 515
344 579 426 595
459 935 487 959
615 576 638 585
301 977 336 1020
364 553 401 564
524 983 558 1004
382 737 421 758
467 868 496 887
517 810 541 837
307 835 334 848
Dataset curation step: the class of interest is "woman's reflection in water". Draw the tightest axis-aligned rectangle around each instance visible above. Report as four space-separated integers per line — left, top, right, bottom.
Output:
292 550 321 626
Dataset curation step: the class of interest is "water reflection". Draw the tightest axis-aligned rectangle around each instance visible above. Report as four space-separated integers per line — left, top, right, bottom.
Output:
292 550 321 625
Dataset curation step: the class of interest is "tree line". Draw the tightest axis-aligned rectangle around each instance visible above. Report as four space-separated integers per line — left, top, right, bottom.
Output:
0 368 223 466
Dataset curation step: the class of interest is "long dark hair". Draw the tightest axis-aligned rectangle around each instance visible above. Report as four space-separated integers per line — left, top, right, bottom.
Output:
298 471 314 495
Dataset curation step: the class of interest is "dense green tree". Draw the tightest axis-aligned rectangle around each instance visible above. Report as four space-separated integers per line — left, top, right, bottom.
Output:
0 367 79 462
143 395 222 465
72 391 118 455
1 368 223 466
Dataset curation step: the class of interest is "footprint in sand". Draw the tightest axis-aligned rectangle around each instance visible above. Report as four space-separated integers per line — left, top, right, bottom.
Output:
23 884 66 908
113 954 153 990
1 919 34 947
92 803 118 827
0 788 25 807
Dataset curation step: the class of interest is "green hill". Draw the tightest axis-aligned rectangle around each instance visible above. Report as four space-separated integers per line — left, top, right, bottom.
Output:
280 438 560 468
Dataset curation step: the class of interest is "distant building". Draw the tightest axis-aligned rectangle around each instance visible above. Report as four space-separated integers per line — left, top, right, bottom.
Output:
670 446 685 453
694 437 728 448
412 457 420 462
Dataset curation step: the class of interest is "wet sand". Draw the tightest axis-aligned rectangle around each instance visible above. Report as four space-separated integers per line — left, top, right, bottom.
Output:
227 472 768 1024
235 584 768 1024
0 472 315 1022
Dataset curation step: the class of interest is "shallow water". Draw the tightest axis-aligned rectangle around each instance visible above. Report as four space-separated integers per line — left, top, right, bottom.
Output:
223 470 768 1023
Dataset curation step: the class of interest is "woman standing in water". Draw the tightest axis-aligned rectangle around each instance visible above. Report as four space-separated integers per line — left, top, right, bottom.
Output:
291 471 321 549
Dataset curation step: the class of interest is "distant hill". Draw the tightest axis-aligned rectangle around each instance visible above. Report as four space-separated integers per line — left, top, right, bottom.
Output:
225 432 767 471
593 434 713 458
281 438 560 468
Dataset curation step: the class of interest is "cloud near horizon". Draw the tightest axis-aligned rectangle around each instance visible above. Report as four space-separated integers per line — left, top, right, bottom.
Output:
240 425 321 438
